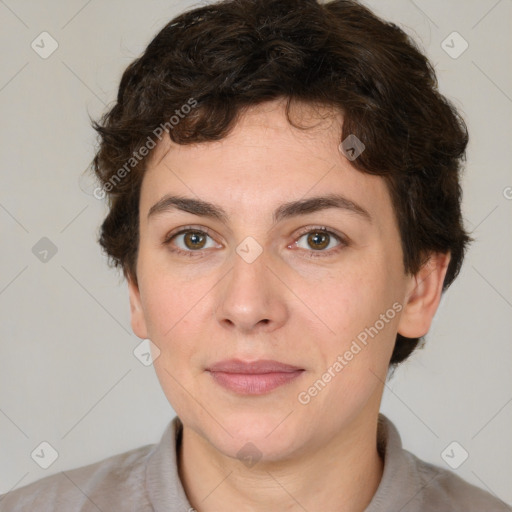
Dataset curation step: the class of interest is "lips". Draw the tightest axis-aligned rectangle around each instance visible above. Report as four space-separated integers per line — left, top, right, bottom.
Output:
207 359 303 374
206 359 304 395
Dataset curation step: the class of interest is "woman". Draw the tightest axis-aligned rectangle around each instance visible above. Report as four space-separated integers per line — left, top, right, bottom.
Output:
1 0 508 510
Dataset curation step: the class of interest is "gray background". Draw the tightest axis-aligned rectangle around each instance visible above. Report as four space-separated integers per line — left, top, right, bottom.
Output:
1 0 511 505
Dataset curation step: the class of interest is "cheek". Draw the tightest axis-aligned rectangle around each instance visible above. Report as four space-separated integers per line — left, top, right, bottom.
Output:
138 256 220 379
299 255 401 385
301 259 395 341
139 272 213 411
142 278 208 348
137 239 208 337
295 269 399 421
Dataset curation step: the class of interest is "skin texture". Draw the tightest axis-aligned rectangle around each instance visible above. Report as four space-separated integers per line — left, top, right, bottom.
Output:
127 98 450 511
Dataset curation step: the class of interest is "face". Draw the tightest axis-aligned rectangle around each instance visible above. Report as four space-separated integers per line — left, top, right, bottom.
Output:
128 98 443 462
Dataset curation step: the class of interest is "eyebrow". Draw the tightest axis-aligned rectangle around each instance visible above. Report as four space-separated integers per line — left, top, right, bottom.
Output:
147 193 371 224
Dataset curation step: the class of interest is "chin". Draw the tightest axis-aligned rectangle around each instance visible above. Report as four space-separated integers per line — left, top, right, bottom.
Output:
218 431 299 466
201 409 301 460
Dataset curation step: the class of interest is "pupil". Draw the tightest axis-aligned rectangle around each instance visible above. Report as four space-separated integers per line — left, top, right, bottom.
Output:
186 232 205 249
308 232 328 250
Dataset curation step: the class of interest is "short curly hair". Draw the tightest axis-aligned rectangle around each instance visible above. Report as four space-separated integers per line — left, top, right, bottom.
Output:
92 0 470 366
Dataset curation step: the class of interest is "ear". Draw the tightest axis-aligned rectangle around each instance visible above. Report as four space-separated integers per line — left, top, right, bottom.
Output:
127 273 149 339
397 252 451 338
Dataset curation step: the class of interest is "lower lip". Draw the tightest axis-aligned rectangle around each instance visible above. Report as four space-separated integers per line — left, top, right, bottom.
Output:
208 370 304 395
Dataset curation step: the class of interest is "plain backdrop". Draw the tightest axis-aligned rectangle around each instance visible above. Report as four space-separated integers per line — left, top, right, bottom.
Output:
1 0 511 505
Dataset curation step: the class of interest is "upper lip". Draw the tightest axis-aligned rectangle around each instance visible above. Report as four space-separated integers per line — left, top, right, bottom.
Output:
206 359 303 374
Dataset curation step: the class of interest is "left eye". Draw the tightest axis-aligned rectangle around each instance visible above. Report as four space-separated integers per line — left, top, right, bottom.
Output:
294 229 342 252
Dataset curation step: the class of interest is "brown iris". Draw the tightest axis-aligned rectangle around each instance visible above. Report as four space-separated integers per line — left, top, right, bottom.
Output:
307 231 330 250
184 231 207 250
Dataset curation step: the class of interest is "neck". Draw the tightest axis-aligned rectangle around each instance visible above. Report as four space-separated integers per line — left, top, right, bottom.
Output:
178 411 384 512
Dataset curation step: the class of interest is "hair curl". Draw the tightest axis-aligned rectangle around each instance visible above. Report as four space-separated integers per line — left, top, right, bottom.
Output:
92 0 470 366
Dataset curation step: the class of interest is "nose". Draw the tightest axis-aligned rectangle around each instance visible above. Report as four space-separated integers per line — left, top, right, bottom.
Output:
214 246 289 335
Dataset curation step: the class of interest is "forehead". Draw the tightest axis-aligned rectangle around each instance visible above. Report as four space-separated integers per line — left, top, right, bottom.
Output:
149 99 342 165
140 99 393 227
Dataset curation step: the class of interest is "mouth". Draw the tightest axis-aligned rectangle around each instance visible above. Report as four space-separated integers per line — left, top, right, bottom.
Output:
206 359 305 395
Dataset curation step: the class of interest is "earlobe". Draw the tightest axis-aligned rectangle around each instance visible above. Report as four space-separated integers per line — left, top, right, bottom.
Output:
127 275 149 339
397 252 451 339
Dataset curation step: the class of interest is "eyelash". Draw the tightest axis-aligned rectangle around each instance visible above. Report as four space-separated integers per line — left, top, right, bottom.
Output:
162 225 348 259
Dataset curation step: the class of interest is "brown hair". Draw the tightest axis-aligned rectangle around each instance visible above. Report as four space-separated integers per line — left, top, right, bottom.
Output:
92 0 470 366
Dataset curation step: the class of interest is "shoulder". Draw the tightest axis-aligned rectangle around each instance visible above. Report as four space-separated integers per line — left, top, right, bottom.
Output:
0 443 155 512
372 415 511 512
406 450 511 512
